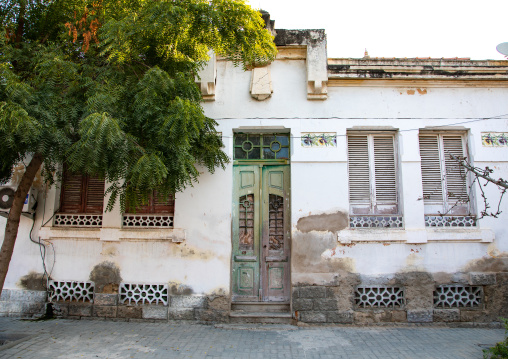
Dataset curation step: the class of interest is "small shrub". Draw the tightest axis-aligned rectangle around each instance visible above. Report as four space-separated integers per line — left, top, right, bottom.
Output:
484 318 508 359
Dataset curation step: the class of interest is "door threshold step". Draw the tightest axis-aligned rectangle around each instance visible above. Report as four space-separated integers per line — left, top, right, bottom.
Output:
230 311 292 318
231 302 290 313
229 311 295 324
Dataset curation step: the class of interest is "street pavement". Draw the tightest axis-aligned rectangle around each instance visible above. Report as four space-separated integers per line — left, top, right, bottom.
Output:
0 317 504 358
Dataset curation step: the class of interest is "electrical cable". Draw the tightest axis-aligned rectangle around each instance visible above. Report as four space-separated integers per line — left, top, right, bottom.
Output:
28 199 55 295
217 113 508 138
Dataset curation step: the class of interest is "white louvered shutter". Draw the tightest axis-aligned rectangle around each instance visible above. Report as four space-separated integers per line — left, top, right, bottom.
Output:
373 136 397 203
442 135 467 203
348 135 370 203
419 135 443 202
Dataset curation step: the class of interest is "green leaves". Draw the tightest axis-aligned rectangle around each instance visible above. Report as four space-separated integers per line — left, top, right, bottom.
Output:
1 0 275 210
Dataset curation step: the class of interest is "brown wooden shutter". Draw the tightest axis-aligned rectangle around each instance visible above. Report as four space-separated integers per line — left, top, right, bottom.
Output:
373 136 397 203
84 176 105 213
60 171 85 213
60 167 104 214
348 135 370 203
442 135 467 203
153 192 175 214
419 135 444 202
125 191 174 214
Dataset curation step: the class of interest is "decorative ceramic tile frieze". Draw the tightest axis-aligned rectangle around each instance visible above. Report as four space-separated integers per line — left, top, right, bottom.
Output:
355 286 405 308
301 133 337 147
482 132 508 147
434 285 483 308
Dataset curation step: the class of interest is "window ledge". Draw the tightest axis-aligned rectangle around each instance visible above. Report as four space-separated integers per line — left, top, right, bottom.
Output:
337 227 494 244
426 227 494 243
39 227 185 243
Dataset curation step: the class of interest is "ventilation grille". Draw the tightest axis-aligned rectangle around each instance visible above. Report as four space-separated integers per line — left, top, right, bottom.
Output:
54 214 102 227
350 216 403 228
355 286 405 308
122 214 174 228
49 281 94 302
425 216 476 227
119 283 169 305
434 285 483 308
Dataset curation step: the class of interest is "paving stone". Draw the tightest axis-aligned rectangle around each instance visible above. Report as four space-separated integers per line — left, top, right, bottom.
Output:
68 303 93 317
407 309 433 323
299 311 326 323
434 309 460 322
93 305 118 318
94 293 118 306
170 295 206 309
292 299 313 311
0 315 504 359
299 286 326 299
7 289 47 302
168 308 195 320
0 289 11 301
292 287 300 299
313 298 338 311
392 310 407 322
117 306 142 319
469 272 496 285
142 305 168 320
326 311 353 323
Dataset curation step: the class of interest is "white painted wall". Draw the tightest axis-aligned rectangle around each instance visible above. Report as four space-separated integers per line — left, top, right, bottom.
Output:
2 56 508 295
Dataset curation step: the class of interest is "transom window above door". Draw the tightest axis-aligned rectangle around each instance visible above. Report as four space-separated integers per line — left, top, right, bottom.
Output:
234 134 290 160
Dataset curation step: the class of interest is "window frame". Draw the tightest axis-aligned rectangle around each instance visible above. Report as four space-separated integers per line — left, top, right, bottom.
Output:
59 167 105 214
347 130 400 216
418 131 473 216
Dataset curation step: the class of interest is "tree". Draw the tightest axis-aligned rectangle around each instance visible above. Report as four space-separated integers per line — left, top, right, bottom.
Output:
0 0 277 295
451 154 508 219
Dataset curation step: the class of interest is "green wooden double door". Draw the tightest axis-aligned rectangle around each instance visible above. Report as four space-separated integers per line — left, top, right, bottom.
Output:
232 165 290 302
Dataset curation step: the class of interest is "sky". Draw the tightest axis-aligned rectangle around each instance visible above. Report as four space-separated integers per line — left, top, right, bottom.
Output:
247 0 508 60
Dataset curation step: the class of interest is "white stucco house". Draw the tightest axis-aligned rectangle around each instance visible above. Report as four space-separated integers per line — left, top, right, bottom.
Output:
1 13 508 324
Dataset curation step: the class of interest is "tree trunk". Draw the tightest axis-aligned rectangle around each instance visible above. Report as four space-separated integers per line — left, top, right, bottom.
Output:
0 153 43 297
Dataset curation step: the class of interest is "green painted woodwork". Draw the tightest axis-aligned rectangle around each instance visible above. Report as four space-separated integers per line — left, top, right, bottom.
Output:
233 134 290 160
232 164 290 302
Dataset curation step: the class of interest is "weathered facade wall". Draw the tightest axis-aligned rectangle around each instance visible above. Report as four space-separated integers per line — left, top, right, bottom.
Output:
1 36 508 323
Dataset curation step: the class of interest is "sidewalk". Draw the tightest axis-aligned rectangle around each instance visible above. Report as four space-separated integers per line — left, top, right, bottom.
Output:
0 317 504 359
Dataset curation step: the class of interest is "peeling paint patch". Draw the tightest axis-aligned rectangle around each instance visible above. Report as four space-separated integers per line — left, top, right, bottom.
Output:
296 211 348 233
406 89 415 95
89 261 122 293
417 88 427 95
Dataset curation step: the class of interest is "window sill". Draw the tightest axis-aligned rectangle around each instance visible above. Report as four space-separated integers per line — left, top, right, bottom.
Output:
337 227 494 244
39 227 185 243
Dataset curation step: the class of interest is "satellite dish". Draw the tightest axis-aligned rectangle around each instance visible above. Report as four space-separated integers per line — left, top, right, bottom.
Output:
496 42 508 56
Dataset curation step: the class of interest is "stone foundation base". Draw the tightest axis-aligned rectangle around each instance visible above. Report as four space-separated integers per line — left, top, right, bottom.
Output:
0 289 46 318
293 271 508 325
0 289 229 323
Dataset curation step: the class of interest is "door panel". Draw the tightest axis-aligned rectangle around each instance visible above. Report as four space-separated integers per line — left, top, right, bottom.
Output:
232 166 260 301
261 166 290 301
232 165 290 302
